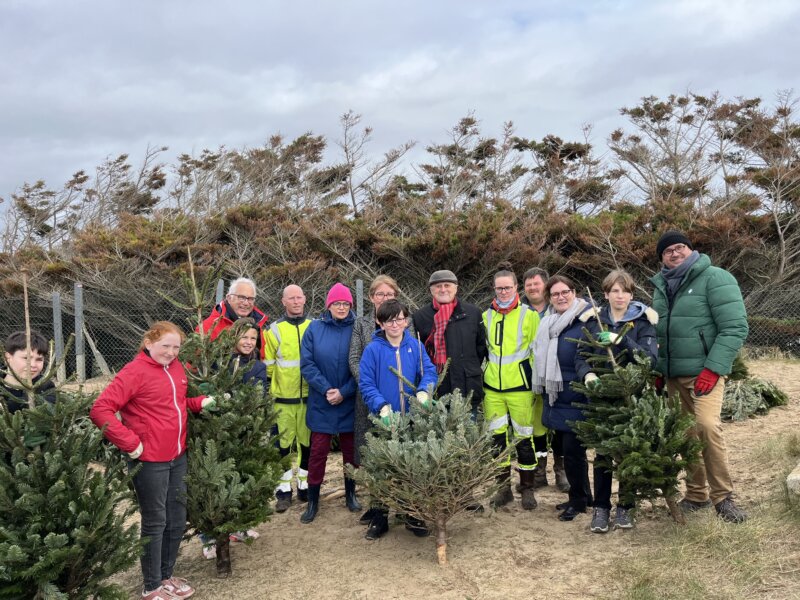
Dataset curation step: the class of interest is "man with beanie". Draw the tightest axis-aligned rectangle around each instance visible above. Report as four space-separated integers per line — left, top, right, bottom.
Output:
264 284 312 513
412 270 487 412
651 230 749 523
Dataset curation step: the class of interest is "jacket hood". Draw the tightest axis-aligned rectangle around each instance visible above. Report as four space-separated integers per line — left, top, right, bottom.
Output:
320 309 355 326
579 301 658 325
369 329 421 349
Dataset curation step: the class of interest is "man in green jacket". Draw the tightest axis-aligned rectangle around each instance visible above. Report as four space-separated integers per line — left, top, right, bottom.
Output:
651 231 749 523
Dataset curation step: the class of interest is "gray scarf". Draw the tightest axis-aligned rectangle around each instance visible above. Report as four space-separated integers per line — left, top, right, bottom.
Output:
661 250 700 305
532 297 589 406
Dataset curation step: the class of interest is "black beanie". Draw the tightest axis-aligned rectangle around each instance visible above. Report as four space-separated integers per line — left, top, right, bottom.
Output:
656 230 693 258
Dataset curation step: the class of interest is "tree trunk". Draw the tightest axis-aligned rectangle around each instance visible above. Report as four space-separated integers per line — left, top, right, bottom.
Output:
665 495 686 525
435 517 447 566
215 534 232 577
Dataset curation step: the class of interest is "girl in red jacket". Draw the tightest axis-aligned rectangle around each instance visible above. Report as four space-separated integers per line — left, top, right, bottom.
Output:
90 321 212 600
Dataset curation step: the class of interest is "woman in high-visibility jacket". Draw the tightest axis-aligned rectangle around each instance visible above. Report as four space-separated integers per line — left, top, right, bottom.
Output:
482 268 541 510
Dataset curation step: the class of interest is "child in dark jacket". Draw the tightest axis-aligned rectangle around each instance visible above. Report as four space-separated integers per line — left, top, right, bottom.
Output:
1 330 56 414
574 270 658 534
358 300 438 540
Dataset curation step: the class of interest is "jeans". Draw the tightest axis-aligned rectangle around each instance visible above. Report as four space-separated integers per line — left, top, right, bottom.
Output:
129 453 187 592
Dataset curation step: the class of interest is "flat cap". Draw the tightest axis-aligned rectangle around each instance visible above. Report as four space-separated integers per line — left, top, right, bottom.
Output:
428 269 458 286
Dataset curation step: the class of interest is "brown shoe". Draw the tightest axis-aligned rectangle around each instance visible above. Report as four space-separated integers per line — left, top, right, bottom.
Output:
715 496 748 523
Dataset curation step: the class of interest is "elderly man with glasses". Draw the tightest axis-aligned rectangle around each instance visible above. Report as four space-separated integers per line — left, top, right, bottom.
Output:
651 230 749 523
199 277 270 358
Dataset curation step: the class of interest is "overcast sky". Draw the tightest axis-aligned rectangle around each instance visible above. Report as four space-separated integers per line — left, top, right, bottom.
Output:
1 0 798 200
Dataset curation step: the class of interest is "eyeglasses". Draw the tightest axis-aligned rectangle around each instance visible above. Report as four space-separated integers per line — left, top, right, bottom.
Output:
382 317 409 327
373 292 396 299
662 244 688 257
330 301 351 309
550 290 575 298
230 294 256 303
494 286 515 293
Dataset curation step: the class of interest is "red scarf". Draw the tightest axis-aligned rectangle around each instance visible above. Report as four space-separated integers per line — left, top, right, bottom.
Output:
491 293 520 315
427 299 457 372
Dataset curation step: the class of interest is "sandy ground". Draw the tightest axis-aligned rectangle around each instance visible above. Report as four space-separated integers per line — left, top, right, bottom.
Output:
114 360 800 599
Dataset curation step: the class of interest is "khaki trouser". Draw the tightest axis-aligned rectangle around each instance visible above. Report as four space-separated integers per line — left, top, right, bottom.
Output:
667 375 734 505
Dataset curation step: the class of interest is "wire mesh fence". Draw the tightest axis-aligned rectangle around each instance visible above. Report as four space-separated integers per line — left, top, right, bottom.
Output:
0 282 797 381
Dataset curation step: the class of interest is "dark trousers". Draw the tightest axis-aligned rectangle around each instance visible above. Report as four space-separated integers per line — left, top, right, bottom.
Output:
593 454 633 510
308 431 355 486
555 430 592 510
129 453 187 592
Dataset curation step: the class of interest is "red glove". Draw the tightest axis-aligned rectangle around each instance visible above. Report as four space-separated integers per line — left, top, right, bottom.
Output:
654 376 664 393
694 368 720 396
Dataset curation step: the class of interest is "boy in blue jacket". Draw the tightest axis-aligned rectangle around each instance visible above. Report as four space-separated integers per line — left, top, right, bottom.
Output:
358 299 438 539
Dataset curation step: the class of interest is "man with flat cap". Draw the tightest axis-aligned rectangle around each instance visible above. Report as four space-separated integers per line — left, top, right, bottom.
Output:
412 270 488 413
651 230 749 523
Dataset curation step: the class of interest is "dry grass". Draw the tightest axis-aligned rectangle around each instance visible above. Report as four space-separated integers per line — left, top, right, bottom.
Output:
604 432 800 600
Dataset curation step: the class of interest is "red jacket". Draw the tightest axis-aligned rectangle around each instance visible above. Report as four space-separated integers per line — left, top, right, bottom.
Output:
198 301 270 359
90 351 205 462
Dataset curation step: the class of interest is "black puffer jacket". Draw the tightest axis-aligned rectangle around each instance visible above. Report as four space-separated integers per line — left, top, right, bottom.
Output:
412 300 488 408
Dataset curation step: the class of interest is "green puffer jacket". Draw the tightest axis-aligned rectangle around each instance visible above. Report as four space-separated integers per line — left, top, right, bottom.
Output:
650 253 748 378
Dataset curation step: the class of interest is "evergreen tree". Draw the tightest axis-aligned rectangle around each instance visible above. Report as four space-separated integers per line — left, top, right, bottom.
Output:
0 358 140 598
168 255 282 578
570 328 702 524
352 391 504 565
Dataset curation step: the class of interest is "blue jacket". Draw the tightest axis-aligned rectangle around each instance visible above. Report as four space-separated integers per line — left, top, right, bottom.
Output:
236 354 269 392
541 316 589 433
300 310 357 434
574 301 658 381
359 330 438 414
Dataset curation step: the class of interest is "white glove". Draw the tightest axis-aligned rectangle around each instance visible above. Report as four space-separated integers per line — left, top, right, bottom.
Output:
416 390 430 406
584 373 599 385
201 396 216 410
379 405 392 418
128 442 143 460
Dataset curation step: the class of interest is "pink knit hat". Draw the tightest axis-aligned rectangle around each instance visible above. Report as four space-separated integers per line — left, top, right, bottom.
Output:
325 283 353 308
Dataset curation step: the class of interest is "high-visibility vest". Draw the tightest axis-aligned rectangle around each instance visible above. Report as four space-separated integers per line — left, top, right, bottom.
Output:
263 316 312 402
482 304 540 393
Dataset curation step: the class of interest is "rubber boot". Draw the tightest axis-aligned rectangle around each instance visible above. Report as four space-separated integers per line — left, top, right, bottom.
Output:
490 467 514 509
300 485 320 524
554 455 570 493
533 455 549 489
519 469 538 510
344 478 362 512
274 490 292 513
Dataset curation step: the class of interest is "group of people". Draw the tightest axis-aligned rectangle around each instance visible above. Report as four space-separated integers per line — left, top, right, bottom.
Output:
1 229 750 600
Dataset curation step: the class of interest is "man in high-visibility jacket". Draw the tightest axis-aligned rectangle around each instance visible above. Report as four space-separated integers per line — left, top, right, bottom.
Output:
483 268 541 510
264 284 312 513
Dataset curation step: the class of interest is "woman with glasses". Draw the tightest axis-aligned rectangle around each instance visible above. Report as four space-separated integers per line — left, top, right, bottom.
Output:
532 275 593 522
299 283 359 524
574 269 658 533
482 268 541 511
348 275 411 525
357 299 438 539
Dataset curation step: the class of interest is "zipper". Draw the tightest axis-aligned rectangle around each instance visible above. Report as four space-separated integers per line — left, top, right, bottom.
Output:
395 347 404 414
164 365 182 455
295 323 304 400
495 312 505 390
699 330 709 355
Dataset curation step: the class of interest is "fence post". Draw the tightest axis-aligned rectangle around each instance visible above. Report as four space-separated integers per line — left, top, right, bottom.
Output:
216 279 225 304
74 282 85 382
52 292 66 383
356 279 364 317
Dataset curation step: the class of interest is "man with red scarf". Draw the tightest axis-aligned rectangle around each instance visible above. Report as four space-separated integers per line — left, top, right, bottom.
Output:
412 270 487 414
482 268 541 510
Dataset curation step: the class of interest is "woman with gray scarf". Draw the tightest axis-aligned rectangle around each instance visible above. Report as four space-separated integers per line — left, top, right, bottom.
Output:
532 275 593 522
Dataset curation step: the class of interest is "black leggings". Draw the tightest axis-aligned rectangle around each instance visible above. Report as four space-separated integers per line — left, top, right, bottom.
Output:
554 430 592 510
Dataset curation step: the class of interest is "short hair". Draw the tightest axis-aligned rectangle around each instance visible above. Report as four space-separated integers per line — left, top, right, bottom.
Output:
376 299 409 323
139 321 185 351
545 275 578 299
369 275 400 297
493 269 517 285
602 269 635 294
523 267 549 284
4 330 49 357
228 277 257 297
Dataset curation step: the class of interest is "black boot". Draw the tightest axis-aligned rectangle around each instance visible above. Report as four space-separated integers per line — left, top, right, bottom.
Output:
519 469 538 510
275 490 292 513
533 455 549 489
490 467 514 509
344 478 362 512
365 509 390 540
300 485 320 524
554 455 570 493
359 506 380 525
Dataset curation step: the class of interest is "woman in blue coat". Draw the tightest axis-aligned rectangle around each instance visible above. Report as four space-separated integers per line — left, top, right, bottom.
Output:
358 299 438 539
574 270 658 533
299 283 359 524
532 275 593 522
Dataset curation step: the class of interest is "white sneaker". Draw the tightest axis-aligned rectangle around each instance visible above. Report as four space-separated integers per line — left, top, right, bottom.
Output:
229 529 259 542
202 544 216 560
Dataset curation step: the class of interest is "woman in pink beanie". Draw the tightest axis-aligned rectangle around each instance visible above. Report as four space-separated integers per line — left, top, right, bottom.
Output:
298 283 360 523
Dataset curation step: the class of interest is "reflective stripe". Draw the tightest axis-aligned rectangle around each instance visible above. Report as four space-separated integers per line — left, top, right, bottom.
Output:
510 416 534 437
270 322 282 344
518 464 536 471
277 359 300 368
487 414 508 431
276 468 293 493
487 348 530 365
535 451 549 458
297 468 308 489
264 359 276 366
